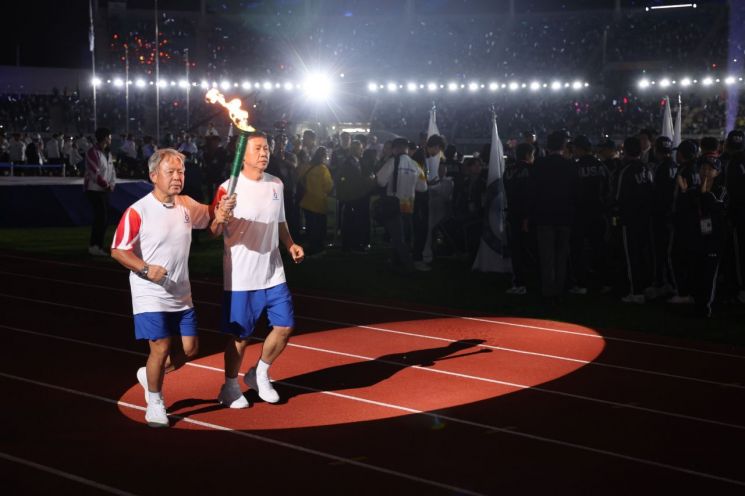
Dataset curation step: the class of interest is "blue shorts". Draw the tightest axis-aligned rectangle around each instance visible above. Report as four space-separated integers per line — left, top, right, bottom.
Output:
222 283 295 339
134 308 198 341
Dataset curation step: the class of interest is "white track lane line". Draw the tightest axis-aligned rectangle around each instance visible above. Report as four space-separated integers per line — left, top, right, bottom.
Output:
0 257 742 359
0 451 139 496
0 371 483 496
2 365 744 489
2 322 744 432
1 273 743 390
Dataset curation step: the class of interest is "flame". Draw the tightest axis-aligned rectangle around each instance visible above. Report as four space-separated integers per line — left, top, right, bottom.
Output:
204 89 255 132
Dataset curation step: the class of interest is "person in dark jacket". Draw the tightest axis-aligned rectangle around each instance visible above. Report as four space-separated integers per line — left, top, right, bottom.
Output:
529 130 578 300
724 130 745 303
504 143 535 294
569 135 610 294
616 136 655 303
675 155 727 317
648 136 678 299
337 140 376 252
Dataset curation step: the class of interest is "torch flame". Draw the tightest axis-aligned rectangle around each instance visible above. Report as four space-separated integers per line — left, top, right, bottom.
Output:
205 88 255 132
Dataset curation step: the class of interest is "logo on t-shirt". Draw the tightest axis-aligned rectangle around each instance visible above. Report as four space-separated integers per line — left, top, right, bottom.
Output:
184 210 190 224
272 189 279 200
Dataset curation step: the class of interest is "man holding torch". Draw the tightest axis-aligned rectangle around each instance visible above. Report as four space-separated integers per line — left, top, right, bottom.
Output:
210 130 305 408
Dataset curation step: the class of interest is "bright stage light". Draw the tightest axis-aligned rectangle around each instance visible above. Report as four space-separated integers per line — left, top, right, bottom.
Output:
91 77 102 87
367 82 378 92
303 73 334 102
572 80 583 90
725 76 736 85
178 80 188 88
508 82 519 91
468 82 479 92
447 82 458 92
284 82 294 91
135 79 146 88
263 81 273 90
407 82 418 92
113 78 124 88
702 76 713 86
638 78 650 89
428 82 438 92
488 82 498 91
157 80 167 88
241 81 251 90
170 81 177 87
386 82 398 92
680 77 691 87
529 81 541 91
551 80 562 91
659 78 671 88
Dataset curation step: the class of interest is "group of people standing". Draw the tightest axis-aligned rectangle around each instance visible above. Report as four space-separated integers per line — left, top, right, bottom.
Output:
503 128 745 318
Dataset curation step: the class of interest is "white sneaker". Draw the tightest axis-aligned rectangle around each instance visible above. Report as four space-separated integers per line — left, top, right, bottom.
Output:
738 290 745 304
621 294 645 304
88 245 108 257
136 367 148 404
413 261 432 272
218 383 250 409
145 398 169 428
569 286 588 295
505 286 527 295
244 367 280 404
667 295 695 304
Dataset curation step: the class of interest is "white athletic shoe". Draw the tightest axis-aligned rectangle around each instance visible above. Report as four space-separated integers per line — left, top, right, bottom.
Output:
218 383 249 409
621 294 645 304
88 245 108 257
505 286 527 295
136 367 148 404
569 286 588 295
244 367 280 404
145 398 169 428
667 295 695 304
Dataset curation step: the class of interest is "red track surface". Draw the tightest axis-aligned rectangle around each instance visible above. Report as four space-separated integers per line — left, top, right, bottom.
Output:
1 251 745 495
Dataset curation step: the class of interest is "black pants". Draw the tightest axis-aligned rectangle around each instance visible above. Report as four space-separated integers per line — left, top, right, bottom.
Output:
342 197 370 251
303 209 327 255
690 249 721 317
412 191 429 262
733 218 745 291
621 221 653 295
86 190 109 248
536 225 571 298
507 217 536 288
651 216 675 288
570 215 608 288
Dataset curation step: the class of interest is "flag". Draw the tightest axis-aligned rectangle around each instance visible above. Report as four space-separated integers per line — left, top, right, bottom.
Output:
88 0 95 53
472 114 511 273
673 95 682 148
661 96 674 141
427 106 439 138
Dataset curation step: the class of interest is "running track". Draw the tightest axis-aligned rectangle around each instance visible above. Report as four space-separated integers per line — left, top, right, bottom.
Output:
1 251 744 495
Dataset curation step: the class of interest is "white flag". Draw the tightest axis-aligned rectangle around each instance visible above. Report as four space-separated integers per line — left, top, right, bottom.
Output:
472 115 511 273
88 0 95 53
427 106 439 138
673 95 682 148
661 96 674 141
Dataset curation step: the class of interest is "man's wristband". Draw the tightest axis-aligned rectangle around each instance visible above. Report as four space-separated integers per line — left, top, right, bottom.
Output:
136 264 149 279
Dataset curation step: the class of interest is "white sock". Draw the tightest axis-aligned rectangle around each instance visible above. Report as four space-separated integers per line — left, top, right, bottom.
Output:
257 359 270 377
147 391 163 403
226 376 239 388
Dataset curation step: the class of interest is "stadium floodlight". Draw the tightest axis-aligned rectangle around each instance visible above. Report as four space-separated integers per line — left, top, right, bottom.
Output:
638 78 650 89
648 3 697 10
702 76 713 86
91 77 102 87
303 73 334 102
284 82 294 91
113 78 124 88
659 78 671 88
551 80 562 91
157 80 168 88
571 80 583 90
489 82 499 91
529 81 541 91
725 76 736 85
219 80 230 90
200 80 209 89
254 82 261 89
468 82 479 92
241 81 251 90
386 82 398 92
170 81 177 86
508 82 519 91
135 78 146 88
407 82 418 92
263 81 273 90
447 82 458 92
178 80 188 88
367 82 378 92
680 77 691 87
427 82 438 92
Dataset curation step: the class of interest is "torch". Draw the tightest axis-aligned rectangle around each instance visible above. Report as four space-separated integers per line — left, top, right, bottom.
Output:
205 89 256 196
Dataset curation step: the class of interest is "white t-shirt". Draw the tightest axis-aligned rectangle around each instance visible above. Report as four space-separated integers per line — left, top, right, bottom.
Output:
212 172 286 291
112 193 210 314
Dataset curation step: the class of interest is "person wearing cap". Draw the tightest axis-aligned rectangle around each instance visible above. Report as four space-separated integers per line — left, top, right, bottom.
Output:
669 139 702 304
638 128 655 165
673 154 727 317
616 136 655 304
598 138 625 293
522 129 544 159
647 136 678 300
724 130 745 303
528 130 578 301
504 143 536 294
569 135 610 295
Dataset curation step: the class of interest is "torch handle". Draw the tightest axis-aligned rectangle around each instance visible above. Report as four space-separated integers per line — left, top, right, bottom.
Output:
227 131 249 196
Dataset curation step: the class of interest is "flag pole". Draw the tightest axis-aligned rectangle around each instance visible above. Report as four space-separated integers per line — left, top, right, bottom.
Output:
124 44 130 135
154 0 160 145
89 0 97 131
185 48 190 129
